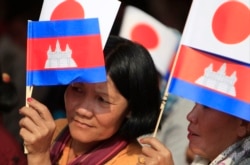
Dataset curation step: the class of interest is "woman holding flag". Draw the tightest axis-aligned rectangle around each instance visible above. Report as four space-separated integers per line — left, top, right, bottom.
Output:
19 35 161 165
138 103 250 165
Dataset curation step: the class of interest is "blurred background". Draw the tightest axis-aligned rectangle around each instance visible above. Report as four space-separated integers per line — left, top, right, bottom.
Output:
0 0 192 40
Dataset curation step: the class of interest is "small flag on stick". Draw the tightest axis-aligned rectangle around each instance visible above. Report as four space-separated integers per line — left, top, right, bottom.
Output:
119 5 180 77
26 18 106 86
39 0 121 48
168 0 250 121
24 0 121 154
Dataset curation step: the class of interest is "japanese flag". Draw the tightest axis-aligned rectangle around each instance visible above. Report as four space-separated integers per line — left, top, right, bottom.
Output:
39 0 121 47
181 0 250 64
168 0 250 121
119 5 181 76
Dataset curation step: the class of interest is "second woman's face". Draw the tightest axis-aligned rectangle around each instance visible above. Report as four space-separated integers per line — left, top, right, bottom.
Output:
187 103 242 161
64 76 128 143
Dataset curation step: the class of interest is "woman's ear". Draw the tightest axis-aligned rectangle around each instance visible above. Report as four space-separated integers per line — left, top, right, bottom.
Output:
246 122 250 136
238 120 250 138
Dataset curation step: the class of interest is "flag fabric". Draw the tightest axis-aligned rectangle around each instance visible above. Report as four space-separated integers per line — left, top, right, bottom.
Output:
181 0 250 64
26 18 106 86
168 0 250 121
39 0 121 48
119 5 181 77
169 46 250 121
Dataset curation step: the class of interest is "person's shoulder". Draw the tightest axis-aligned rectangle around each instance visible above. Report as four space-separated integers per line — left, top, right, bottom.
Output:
105 141 142 165
0 125 22 149
126 141 142 154
55 118 68 127
52 118 68 141
0 125 27 164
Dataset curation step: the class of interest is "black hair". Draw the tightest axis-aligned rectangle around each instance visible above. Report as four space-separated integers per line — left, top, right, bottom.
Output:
104 35 161 141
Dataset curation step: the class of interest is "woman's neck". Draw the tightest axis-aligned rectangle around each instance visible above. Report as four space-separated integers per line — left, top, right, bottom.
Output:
69 139 100 160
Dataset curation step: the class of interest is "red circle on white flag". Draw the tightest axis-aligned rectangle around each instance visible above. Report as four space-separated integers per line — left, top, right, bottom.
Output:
130 23 159 50
212 1 250 44
51 0 84 20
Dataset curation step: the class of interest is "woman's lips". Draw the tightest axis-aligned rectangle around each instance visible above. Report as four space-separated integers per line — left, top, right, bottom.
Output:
73 119 93 128
187 128 199 139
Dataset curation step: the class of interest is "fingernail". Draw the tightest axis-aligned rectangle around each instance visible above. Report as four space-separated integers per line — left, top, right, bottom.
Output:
27 98 33 102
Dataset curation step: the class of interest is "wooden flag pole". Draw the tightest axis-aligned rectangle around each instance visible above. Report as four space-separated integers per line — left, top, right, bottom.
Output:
25 86 33 106
24 86 33 154
152 46 181 138
152 87 169 137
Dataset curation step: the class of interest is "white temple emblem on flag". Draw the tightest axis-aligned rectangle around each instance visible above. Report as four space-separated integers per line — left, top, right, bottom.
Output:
45 40 77 68
195 63 237 96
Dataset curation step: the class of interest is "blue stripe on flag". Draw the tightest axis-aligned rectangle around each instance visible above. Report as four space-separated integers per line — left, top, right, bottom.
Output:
169 78 250 121
28 18 100 38
26 67 106 86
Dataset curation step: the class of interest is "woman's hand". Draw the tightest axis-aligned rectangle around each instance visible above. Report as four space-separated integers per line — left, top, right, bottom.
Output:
137 136 174 165
19 98 56 164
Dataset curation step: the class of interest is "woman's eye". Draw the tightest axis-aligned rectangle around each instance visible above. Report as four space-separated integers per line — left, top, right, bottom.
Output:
98 97 110 104
71 86 83 93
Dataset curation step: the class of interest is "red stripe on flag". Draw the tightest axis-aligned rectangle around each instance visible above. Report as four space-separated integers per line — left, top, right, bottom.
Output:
173 45 250 103
27 35 104 70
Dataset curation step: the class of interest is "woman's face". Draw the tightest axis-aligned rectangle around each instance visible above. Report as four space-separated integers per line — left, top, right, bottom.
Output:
187 103 243 161
64 76 128 143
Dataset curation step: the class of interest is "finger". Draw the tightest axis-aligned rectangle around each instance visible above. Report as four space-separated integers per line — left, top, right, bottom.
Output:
139 137 174 165
19 107 56 141
19 116 55 154
19 115 39 133
137 155 146 165
140 137 173 161
141 143 172 158
20 106 45 125
140 136 168 151
26 98 54 121
137 155 159 165
141 147 173 165
20 126 37 145
20 127 49 154
141 145 159 157
19 107 55 136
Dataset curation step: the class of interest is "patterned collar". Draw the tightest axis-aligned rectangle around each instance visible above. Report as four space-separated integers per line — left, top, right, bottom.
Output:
191 136 250 165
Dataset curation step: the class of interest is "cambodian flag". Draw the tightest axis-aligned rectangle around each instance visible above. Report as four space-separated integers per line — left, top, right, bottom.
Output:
26 18 106 86
168 0 250 121
169 46 250 121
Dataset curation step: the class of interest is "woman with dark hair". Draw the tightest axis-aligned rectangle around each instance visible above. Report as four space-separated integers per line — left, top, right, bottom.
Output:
19 35 161 164
137 103 250 165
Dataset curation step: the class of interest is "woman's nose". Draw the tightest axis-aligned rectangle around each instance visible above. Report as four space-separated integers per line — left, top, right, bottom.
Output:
75 99 94 118
186 104 198 123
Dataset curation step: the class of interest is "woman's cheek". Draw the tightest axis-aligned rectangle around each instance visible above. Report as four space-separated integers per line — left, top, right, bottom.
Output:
65 99 76 117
